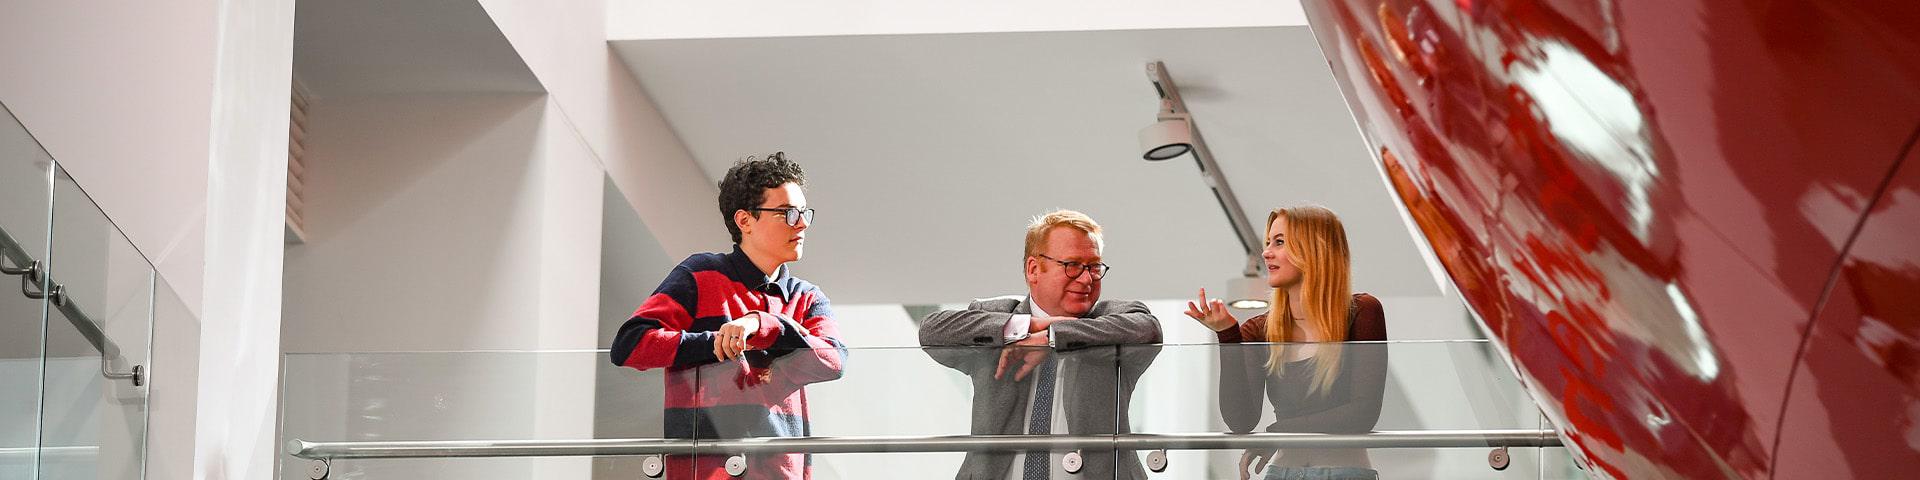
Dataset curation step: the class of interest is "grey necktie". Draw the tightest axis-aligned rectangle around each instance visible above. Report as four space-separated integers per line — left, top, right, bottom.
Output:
1023 358 1059 480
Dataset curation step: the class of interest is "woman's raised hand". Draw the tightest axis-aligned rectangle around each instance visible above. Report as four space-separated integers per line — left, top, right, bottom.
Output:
1184 288 1238 333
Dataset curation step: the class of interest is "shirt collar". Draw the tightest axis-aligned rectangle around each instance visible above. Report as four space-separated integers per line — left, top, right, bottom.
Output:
726 245 790 297
1023 297 1052 318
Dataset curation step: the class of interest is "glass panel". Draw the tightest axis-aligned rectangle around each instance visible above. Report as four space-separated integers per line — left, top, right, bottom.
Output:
681 344 1119 479
1128 341 1553 479
0 102 56 480
282 343 1574 479
39 165 154 480
279 351 682 479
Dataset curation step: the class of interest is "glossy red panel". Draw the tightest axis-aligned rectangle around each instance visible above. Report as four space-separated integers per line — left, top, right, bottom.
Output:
1774 142 1920 478
1299 0 1920 477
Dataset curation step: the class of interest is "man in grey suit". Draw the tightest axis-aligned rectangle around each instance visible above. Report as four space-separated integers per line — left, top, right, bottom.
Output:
919 209 1162 480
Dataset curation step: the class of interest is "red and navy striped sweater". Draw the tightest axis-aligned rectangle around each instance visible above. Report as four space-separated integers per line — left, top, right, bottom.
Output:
610 247 846 479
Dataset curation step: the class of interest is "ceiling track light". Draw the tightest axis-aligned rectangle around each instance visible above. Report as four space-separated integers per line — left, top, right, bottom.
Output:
1141 61 1269 311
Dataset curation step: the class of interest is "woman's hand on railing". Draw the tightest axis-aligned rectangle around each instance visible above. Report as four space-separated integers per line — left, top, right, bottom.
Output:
1185 288 1238 333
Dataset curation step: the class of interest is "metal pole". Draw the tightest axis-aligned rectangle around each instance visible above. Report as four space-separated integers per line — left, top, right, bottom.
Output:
287 430 1564 460
1146 61 1265 277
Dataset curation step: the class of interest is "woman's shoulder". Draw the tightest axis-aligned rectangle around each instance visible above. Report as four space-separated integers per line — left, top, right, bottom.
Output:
1351 292 1382 309
1349 292 1387 340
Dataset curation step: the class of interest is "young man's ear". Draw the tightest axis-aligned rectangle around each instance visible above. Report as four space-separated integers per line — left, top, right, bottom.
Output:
733 209 754 237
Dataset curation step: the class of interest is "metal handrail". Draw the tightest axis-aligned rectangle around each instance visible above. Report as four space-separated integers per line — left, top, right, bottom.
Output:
286 429 1562 460
0 445 100 461
0 222 144 386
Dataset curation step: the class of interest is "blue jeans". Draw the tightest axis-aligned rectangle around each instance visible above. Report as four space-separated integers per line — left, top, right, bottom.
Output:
1262 466 1380 480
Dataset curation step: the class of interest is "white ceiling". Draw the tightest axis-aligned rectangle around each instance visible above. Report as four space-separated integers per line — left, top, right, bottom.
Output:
612 27 1438 305
292 0 541 96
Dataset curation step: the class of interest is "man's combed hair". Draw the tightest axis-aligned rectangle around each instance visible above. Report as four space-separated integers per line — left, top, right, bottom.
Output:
718 152 807 243
1023 209 1103 259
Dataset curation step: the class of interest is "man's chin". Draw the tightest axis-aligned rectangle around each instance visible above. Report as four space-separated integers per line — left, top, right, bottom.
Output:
1064 300 1096 317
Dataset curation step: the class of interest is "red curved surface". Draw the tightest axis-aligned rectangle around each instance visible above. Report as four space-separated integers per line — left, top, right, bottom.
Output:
1298 0 1920 477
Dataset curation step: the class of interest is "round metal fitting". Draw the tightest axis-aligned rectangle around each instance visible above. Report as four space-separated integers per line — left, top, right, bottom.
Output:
307 459 331 480
724 454 747 477
1488 446 1511 471
1145 449 1168 472
641 454 665 478
1062 450 1083 474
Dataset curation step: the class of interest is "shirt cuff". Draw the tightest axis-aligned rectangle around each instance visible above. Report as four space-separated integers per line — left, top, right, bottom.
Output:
1046 325 1057 348
1003 314 1032 344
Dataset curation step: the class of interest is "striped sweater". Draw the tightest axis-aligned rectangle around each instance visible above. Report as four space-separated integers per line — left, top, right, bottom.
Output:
610 246 847 479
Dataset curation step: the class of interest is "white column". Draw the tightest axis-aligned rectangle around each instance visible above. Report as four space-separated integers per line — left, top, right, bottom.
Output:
193 1 295 479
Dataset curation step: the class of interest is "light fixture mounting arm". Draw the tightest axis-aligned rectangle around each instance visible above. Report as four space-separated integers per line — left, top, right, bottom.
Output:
1146 61 1264 277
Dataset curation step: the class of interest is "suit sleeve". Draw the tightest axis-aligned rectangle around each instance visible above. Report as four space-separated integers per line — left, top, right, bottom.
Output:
1047 300 1163 350
918 299 1019 373
609 265 718 370
1263 295 1389 433
919 302 1016 347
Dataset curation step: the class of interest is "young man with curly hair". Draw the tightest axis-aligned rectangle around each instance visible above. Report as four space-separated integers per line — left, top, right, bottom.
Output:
610 152 846 479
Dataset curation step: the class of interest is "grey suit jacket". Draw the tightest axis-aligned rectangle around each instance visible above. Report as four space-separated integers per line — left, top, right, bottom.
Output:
919 296 1163 480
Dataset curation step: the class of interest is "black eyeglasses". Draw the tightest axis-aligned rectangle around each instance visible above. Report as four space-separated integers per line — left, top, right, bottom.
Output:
1035 253 1110 280
745 206 815 227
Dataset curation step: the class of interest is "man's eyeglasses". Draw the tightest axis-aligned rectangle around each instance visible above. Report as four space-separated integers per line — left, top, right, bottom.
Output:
745 206 815 227
1035 253 1110 280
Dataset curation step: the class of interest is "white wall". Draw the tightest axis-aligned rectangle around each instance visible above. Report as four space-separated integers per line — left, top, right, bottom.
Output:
1 1 295 479
478 0 728 259
282 93 602 353
0 0 220 318
279 92 603 478
606 0 1308 40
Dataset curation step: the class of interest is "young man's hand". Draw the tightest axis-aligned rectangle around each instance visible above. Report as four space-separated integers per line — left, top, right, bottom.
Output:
713 313 762 361
995 331 1051 381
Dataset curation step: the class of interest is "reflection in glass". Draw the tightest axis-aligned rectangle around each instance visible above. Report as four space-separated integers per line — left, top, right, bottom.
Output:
683 345 847 479
919 291 1163 480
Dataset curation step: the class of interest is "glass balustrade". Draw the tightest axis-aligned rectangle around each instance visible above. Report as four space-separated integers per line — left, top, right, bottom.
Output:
2 101 158 480
281 341 1580 479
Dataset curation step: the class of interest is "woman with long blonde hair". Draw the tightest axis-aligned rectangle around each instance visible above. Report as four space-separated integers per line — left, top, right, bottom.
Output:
1185 205 1388 480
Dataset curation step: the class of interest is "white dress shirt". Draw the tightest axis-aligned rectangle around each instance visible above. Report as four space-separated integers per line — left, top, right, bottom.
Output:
1003 304 1070 479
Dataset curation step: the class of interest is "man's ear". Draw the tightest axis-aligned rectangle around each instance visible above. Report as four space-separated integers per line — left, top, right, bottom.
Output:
1023 256 1041 285
733 209 754 237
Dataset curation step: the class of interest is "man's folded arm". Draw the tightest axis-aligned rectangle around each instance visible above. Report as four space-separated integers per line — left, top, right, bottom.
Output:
1049 300 1163 350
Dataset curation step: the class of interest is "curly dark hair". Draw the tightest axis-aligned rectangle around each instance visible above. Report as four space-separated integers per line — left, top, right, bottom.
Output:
718 152 807 243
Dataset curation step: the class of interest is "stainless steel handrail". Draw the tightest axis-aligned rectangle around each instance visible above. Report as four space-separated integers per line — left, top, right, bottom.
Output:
0 445 100 461
0 222 144 386
286 429 1563 460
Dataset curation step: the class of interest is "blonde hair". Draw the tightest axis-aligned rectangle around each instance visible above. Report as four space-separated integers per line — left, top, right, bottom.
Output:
1264 205 1352 394
1023 210 1104 259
